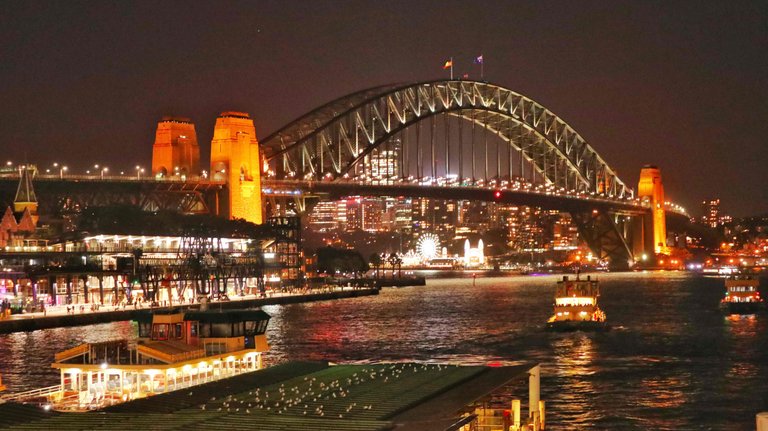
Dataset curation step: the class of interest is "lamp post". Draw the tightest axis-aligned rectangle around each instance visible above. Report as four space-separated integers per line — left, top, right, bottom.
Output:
135 166 144 180
60 166 67 179
100 167 108 179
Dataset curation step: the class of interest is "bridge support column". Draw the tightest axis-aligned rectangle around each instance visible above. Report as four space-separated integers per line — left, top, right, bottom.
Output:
571 210 633 269
637 165 669 256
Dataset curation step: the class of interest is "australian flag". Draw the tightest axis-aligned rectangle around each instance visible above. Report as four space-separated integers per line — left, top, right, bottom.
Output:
474 55 484 64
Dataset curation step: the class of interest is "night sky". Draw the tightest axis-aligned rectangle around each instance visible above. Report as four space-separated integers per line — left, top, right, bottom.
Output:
1 1 765 216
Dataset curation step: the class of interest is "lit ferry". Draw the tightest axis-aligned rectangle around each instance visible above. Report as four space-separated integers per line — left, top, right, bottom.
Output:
0 372 5 393
720 276 764 314
546 274 608 331
3 309 270 411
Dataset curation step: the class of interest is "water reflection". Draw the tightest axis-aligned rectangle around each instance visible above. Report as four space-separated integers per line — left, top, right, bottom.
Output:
0 273 766 430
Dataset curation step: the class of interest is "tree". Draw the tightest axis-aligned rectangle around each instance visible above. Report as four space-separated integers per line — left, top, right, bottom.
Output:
388 253 401 279
369 253 383 279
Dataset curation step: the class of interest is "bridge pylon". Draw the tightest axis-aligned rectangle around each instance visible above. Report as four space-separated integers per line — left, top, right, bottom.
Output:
151 116 200 178
635 165 669 257
210 111 263 224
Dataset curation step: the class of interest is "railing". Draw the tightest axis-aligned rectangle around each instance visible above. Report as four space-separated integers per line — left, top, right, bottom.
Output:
55 343 89 362
137 344 205 364
0 385 61 403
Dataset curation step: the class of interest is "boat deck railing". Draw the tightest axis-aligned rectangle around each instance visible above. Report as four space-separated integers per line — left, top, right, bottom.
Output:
0 384 61 403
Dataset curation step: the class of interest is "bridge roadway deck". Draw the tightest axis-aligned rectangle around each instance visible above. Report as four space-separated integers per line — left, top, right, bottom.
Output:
1 175 687 220
264 179 650 215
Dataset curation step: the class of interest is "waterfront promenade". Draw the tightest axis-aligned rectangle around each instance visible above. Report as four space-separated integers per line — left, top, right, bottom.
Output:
0 286 379 334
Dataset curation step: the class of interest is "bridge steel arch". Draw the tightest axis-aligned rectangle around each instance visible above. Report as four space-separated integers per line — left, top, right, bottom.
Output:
261 80 632 199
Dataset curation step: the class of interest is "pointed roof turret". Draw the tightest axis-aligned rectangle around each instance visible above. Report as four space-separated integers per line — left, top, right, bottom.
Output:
17 207 36 232
14 165 39 225
14 165 37 207
1 207 17 233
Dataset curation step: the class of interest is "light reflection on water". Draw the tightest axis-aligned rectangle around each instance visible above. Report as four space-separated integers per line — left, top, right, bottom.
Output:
0 272 766 430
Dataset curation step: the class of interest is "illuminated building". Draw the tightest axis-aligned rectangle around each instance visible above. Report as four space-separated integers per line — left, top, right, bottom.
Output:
210 112 263 224
151 117 200 177
701 198 730 227
309 201 342 232
364 138 400 184
1 166 39 248
361 198 384 232
344 198 362 231
463 239 485 267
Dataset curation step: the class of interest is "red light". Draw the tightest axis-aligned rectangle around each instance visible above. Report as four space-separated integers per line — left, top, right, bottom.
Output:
494 190 502 199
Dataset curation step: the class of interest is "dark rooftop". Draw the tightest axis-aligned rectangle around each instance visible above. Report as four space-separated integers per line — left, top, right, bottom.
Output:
0 361 534 431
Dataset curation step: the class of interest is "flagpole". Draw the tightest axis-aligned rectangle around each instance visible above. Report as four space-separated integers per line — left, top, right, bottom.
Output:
450 56 454 80
481 57 484 80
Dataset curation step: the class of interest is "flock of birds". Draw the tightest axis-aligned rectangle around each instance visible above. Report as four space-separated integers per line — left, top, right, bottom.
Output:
194 363 459 419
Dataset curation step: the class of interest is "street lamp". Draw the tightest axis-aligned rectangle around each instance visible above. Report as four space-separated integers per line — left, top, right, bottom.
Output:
60 166 67 179
135 165 145 179
100 167 108 179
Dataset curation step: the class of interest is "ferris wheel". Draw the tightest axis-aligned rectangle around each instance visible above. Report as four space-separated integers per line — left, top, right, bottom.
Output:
416 233 441 260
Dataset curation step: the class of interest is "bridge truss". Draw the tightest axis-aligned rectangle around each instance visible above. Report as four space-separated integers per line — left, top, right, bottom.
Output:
261 80 631 199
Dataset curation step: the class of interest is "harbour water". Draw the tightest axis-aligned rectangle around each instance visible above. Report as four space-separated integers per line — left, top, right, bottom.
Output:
1 272 765 429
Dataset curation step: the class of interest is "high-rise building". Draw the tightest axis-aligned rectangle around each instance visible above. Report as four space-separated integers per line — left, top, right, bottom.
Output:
364 138 400 184
309 201 341 232
361 198 384 232
344 198 362 231
701 199 721 227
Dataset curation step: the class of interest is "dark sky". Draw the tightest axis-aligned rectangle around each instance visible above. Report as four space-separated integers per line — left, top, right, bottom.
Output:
1 1 766 216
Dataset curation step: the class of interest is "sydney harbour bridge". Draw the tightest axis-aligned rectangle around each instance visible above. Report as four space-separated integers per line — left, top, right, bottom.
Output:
0 80 688 267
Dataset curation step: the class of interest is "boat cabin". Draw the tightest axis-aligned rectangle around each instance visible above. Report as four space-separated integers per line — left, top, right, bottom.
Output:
724 276 761 303
551 275 605 322
42 309 270 411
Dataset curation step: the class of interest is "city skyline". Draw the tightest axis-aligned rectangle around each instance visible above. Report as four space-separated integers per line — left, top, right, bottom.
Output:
1 1 766 216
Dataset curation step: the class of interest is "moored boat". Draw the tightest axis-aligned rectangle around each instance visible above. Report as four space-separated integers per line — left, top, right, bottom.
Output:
3 308 270 411
720 276 764 314
546 274 609 331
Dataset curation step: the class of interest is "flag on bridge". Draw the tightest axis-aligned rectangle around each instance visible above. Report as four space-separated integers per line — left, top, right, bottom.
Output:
474 54 484 80
443 57 454 80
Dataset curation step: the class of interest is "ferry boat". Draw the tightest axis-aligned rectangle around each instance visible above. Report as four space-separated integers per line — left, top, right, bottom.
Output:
0 372 6 393
546 274 609 331
720 276 764 314
4 308 270 411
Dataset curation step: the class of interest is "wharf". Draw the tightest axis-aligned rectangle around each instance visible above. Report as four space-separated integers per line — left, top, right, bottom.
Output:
0 360 542 431
0 287 379 335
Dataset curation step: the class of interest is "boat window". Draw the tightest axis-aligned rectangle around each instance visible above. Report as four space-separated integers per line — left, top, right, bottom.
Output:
232 323 243 337
244 320 256 334
175 323 183 339
211 322 231 337
190 322 198 337
138 322 152 338
152 323 168 340
257 320 268 334
199 323 211 338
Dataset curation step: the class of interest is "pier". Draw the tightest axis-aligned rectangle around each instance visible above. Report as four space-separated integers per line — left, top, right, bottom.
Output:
0 360 545 431
0 287 379 334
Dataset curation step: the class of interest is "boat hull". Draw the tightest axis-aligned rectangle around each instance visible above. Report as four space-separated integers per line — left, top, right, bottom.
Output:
546 320 610 332
720 301 764 314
